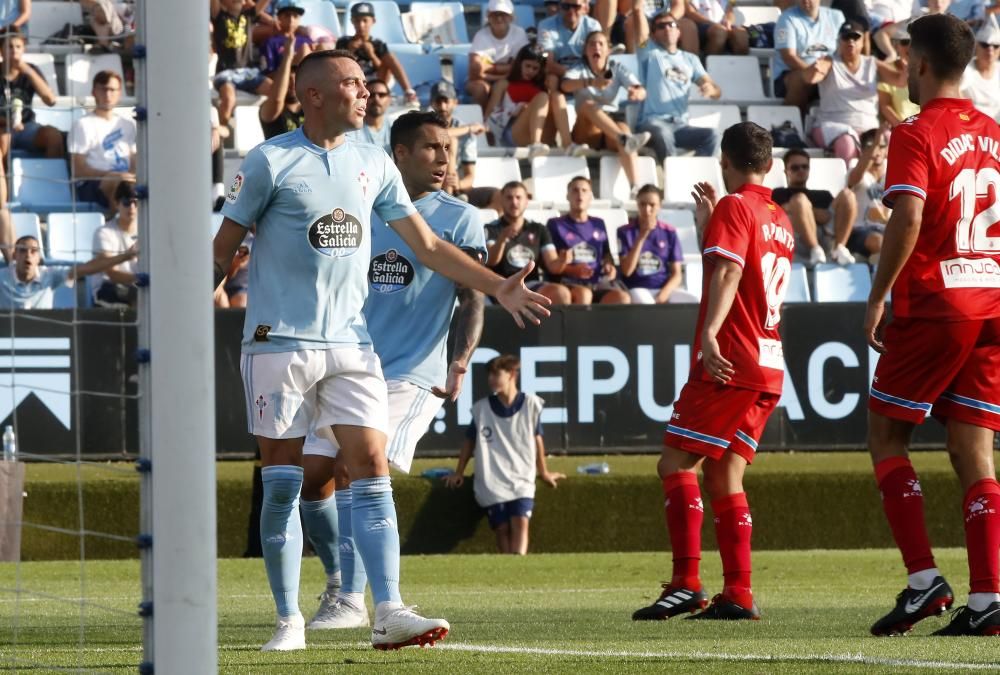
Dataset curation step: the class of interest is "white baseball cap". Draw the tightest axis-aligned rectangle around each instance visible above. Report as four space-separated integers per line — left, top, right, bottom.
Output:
488 0 515 15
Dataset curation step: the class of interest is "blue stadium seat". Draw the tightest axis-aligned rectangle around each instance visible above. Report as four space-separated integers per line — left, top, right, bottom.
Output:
66 53 125 99
342 1 410 44
47 212 106 263
391 53 443 105
409 2 470 43
10 159 81 214
448 50 470 99
812 263 872 302
11 213 42 245
785 263 811 303
300 0 342 38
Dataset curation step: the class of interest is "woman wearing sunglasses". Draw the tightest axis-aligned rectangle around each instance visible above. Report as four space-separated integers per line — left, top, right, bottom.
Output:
960 19 1000 121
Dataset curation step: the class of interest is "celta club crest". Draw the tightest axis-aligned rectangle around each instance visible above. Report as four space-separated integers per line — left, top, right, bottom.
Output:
256 395 267 420
358 170 370 197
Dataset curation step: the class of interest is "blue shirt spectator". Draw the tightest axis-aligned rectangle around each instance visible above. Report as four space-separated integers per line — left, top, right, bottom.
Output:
0 264 71 310
0 0 28 31
944 0 986 23
639 49 707 124
537 7 602 66
773 3 846 82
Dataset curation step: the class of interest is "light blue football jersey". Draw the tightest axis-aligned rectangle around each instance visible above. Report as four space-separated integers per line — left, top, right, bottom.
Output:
221 128 416 353
363 190 486 391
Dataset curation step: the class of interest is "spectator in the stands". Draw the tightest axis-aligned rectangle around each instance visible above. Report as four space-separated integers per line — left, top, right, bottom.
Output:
961 19 1000 120
562 31 649 198
870 3 913 60
546 177 630 305
945 0 987 27
69 70 137 213
467 0 530 109
259 0 313 75
686 0 750 54
773 0 846 109
337 2 419 106
617 184 686 304
772 148 858 266
81 0 134 52
92 181 139 307
543 0 560 17
217 232 252 308
211 105 226 210
258 34 304 139
485 44 584 157
635 10 722 163
0 0 29 33
0 31 63 160
211 0 273 130
842 127 888 263
486 181 572 305
804 20 905 165
612 0 699 53
350 78 392 153
0 234 137 310
877 22 919 126
538 0 603 91
429 81 484 196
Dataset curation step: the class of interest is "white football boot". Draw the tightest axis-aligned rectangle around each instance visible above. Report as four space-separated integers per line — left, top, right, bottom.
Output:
308 592 370 629
370 602 450 650
261 613 306 652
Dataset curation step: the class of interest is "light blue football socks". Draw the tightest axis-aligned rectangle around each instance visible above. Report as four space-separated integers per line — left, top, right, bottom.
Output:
350 477 402 605
260 465 304 618
335 489 368 600
300 493 340 590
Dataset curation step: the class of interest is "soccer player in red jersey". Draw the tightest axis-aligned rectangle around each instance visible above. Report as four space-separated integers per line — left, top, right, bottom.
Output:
865 13 1000 637
632 122 795 621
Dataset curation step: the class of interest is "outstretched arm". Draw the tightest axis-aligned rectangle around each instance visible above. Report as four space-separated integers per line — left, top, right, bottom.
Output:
70 245 138 280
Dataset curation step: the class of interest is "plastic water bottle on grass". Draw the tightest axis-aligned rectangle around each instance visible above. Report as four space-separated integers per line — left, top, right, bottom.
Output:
576 462 609 475
3 425 16 462
422 467 452 479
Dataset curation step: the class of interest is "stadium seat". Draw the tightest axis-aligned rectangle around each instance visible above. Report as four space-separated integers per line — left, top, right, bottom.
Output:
453 104 488 150
391 53 444 105
447 50 471 98
66 53 125 99
659 208 695 232
234 106 265 156
407 2 470 44
524 207 558 225
682 261 703 300
11 212 42 245
746 105 805 136
663 157 724 206
608 54 639 80
27 2 84 49
300 0 342 38
733 6 781 25
589 208 629 263
10 158 78 213
478 208 499 224
47 212 106 262
342 1 410 44
695 55 771 103
808 158 848 194
687 104 741 132
812 263 872 302
31 99 87 133
675 225 701 263
784 263 811 303
21 53 61 97
529 156 589 204
472 157 522 189
598 155 658 203
763 157 787 189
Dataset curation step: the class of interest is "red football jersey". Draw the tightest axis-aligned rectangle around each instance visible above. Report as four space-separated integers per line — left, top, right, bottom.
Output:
882 98 1000 320
693 183 795 394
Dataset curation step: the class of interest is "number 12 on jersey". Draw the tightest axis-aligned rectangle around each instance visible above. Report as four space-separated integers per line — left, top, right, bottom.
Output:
950 168 1000 253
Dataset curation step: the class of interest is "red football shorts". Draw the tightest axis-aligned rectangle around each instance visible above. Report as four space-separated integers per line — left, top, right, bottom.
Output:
870 317 1000 431
664 380 780 463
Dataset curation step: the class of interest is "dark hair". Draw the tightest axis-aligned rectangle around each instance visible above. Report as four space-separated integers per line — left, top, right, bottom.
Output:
115 181 137 204
908 13 975 82
389 110 449 160
509 44 546 88
366 77 389 91
783 147 810 166
721 122 772 174
859 128 881 148
3 27 24 43
92 69 122 88
487 354 520 375
296 48 359 78
501 180 529 194
567 175 591 188
14 234 38 248
636 184 663 200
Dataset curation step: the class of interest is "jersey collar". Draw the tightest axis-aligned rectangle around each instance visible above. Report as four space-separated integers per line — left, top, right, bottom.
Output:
735 183 772 200
294 127 349 156
921 98 973 112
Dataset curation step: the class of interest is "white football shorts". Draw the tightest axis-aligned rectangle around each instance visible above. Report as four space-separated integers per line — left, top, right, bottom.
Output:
302 378 443 474
240 346 389 439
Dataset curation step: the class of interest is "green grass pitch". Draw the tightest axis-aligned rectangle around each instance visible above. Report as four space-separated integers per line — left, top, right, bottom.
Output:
2 549 999 672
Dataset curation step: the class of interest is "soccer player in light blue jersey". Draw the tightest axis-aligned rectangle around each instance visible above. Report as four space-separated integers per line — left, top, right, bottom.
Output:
212 49 549 653
301 110 487 630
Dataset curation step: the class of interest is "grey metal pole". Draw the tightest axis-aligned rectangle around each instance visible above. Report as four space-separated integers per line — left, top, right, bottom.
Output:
137 0 217 671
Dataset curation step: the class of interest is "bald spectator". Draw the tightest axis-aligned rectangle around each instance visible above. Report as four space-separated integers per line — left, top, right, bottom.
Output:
467 0 530 109
69 71 137 214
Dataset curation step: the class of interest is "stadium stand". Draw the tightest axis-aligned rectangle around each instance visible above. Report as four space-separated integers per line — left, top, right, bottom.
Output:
597 155 658 204
47 212 106 262
529 156 589 204
342 1 410 43
472 157 522 189
66 52 126 99
785 263 812 303
663 157 724 206
812 263 873 302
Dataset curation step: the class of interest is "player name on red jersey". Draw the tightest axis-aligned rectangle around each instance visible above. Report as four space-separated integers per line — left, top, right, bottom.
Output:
939 133 1000 166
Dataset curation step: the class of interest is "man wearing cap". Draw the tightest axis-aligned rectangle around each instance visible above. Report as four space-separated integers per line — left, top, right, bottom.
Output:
429 81 485 195
961 18 1000 120
467 0 531 109
259 0 315 76
538 0 603 91
803 20 905 164
337 2 420 106
773 0 846 109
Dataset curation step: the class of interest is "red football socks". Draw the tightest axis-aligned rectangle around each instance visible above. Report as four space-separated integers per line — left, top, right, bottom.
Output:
713 492 753 610
964 478 1000 594
663 471 703 591
874 456 936 575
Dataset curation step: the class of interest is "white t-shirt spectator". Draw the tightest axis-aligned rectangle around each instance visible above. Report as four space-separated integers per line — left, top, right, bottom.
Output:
852 169 887 231
69 113 137 174
815 55 879 133
961 64 1000 121
93 223 137 287
471 23 529 67
689 0 726 23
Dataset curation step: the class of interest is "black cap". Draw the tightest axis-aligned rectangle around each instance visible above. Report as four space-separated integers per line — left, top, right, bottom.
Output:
351 2 375 18
429 80 457 101
839 19 866 39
